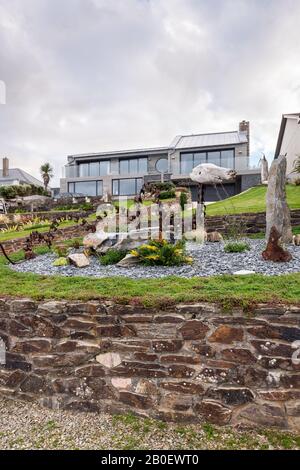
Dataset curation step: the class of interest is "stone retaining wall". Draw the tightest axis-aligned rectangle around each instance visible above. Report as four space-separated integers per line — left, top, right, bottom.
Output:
0 299 299 431
0 225 89 255
205 209 300 234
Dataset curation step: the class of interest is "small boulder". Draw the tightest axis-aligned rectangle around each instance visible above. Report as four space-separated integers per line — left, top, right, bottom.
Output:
206 231 223 242
184 229 207 243
83 230 108 250
68 253 90 268
293 234 300 246
117 254 141 267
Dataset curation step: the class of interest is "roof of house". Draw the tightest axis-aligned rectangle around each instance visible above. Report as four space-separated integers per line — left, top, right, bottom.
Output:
170 131 248 150
0 168 43 187
275 113 300 158
68 130 248 162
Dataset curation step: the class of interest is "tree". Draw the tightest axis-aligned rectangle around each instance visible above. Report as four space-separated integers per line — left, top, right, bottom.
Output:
40 163 54 191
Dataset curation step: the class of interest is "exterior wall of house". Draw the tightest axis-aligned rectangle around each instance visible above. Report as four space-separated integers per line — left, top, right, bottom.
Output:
170 142 249 179
60 134 257 200
279 117 300 178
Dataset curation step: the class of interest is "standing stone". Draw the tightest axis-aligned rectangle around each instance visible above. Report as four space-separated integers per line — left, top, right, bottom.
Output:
266 155 293 244
260 154 269 183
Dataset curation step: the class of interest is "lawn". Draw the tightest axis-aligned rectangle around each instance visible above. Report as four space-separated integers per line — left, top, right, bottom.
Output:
206 184 300 216
0 246 299 307
0 214 96 243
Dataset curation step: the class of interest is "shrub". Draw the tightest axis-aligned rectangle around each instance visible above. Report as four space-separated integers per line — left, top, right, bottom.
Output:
99 248 128 265
224 241 251 253
131 239 192 266
148 182 175 192
0 184 49 199
158 190 176 200
293 177 300 186
52 257 69 267
52 245 69 257
79 202 94 211
179 191 188 210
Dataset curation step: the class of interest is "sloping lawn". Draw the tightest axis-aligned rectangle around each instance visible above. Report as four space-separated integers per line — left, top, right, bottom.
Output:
206 184 300 216
0 247 299 307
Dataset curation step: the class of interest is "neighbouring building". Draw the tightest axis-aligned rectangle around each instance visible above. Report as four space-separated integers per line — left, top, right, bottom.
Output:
275 112 300 180
60 121 260 201
0 158 43 187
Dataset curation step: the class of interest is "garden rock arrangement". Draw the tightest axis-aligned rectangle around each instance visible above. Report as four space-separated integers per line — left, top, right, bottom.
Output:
0 298 299 431
11 239 300 278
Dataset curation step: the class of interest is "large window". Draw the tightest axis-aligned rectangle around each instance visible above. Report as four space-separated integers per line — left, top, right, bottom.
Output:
180 149 235 174
68 181 103 196
119 158 148 175
112 178 143 196
78 160 110 177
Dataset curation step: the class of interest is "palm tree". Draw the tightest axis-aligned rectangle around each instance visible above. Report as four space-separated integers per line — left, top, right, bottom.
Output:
40 163 54 192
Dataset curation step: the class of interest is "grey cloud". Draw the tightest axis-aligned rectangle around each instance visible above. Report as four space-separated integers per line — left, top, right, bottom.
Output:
0 0 300 185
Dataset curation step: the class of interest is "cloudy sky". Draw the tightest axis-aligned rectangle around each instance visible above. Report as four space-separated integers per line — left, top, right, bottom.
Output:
0 0 300 186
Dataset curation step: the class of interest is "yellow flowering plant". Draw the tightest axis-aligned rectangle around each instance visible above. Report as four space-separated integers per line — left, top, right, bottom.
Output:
130 239 192 266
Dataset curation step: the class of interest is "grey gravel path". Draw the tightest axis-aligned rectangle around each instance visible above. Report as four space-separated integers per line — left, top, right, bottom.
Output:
10 240 300 278
0 398 299 450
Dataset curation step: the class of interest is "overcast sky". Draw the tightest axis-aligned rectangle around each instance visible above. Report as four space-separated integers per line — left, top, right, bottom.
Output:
1 0 300 186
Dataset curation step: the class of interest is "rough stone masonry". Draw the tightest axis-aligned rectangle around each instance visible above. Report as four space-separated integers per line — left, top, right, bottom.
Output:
0 298 299 431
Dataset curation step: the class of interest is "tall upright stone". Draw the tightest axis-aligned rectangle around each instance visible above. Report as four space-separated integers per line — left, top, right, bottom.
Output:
266 155 293 244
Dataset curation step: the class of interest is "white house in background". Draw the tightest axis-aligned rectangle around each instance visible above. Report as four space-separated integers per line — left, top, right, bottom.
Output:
0 158 43 187
275 113 300 180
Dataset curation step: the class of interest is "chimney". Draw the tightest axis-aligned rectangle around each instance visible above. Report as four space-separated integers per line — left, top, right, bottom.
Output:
2 157 9 177
239 121 250 156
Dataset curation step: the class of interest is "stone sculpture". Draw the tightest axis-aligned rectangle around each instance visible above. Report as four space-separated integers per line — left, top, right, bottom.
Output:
190 163 236 185
265 155 293 244
259 154 269 183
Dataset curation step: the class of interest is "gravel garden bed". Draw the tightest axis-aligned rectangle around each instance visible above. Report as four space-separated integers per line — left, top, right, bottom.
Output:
10 239 300 278
0 398 299 450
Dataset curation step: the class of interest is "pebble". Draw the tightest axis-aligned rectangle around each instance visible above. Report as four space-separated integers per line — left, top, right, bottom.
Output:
10 239 300 279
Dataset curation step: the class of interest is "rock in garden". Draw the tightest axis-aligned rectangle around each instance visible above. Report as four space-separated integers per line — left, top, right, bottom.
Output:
83 230 108 250
117 254 140 267
293 234 300 246
262 226 292 262
266 155 293 243
184 229 207 243
68 253 90 268
206 231 223 242
233 270 256 275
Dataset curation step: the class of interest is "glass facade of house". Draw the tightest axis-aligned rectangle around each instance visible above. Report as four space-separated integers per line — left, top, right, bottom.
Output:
112 178 143 196
180 149 235 173
119 158 148 175
68 180 103 196
78 161 110 177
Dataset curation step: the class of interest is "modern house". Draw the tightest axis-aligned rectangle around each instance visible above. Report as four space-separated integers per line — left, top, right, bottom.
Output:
60 121 260 201
275 113 300 180
0 158 43 187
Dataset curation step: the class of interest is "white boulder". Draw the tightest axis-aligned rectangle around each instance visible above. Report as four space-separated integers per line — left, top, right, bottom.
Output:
68 253 90 268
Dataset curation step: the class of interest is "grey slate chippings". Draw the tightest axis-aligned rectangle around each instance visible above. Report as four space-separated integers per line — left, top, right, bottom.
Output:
10 240 300 278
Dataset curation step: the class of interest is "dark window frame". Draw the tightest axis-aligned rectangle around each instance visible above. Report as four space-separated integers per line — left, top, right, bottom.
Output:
112 178 143 196
78 160 110 177
180 148 235 174
68 180 103 196
118 157 148 175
